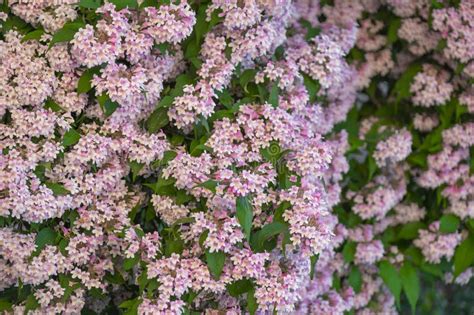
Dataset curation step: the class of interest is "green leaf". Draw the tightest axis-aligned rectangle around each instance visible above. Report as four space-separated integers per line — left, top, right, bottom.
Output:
310 254 319 280
0 300 12 312
124 254 139 271
439 214 460 233
144 177 176 195
109 0 138 9
404 246 423 266
97 94 119 117
367 155 377 180
205 250 225 280
63 129 81 148
49 22 84 47
268 83 279 108
2 16 31 34
139 0 161 8
146 107 169 133
392 63 422 103
407 151 428 169
302 73 320 103
217 90 233 108
420 262 443 278
152 150 178 168
24 294 40 313
164 237 184 256
44 182 70 196
22 29 45 42
105 271 125 285
129 160 144 182
79 0 102 9
104 100 119 117
227 279 253 297
194 5 209 45
171 74 194 97
400 262 420 314
251 222 288 252
44 98 63 112
239 69 257 93
236 196 253 242
342 241 357 263
397 221 425 240
273 201 291 222
196 180 218 193
156 95 175 109
35 227 58 251
348 266 362 293
454 234 474 277
378 260 402 308
387 17 401 44
119 298 141 315
77 67 101 94
300 19 321 41
247 288 257 315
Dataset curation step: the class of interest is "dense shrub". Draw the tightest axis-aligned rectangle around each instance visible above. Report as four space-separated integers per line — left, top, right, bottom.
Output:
0 0 473 314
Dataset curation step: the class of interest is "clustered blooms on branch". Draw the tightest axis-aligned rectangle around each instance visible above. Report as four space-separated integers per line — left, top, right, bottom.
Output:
0 0 473 314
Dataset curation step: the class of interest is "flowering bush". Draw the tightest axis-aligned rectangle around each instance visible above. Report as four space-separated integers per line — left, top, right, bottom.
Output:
0 0 473 314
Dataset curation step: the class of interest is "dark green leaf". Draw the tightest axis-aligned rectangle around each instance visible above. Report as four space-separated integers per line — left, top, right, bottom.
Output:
420 262 443 278
217 90 233 108
268 83 279 108
379 260 402 308
205 250 225 279
392 63 422 102
342 241 357 263
164 237 184 256
310 254 319 280
45 182 70 196
97 94 119 117
196 180 218 193
387 17 401 43
146 107 169 133
454 235 474 277
77 67 101 94
79 0 102 9
156 95 175 109
400 262 420 314
129 160 144 182
152 150 177 169
109 0 138 9
302 73 320 103
273 201 291 223
407 152 428 169
44 98 63 112
367 155 377 180
119 298 141 315
236 196 253 242
247 288 257 315
24 294 40 312
397 221 425 240
35 227 58 251
0 300 12 312
439 214 460 234
251 222 288 252
22 29 45 42
404 246 423 266
227 279 253 297
124 254 139 271
348 266 362 293
49 22 84 47
240 69 257 93
63 129 81 148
